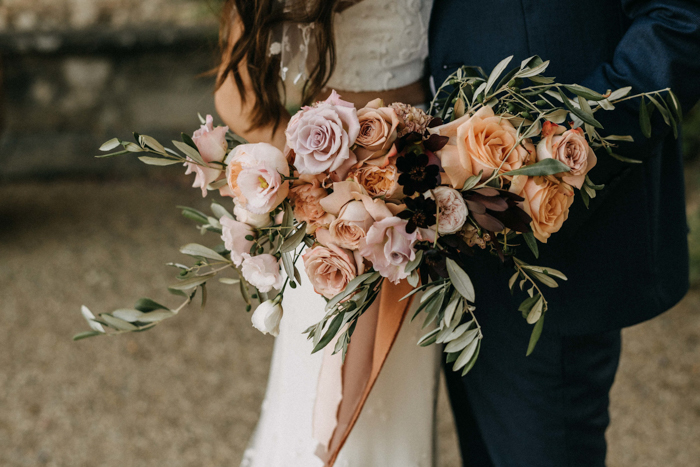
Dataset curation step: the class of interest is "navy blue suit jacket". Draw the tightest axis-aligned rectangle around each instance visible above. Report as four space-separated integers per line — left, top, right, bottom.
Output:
429 0 700 335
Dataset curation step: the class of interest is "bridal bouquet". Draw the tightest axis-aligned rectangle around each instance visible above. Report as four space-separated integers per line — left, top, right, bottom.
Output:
76 56 679 374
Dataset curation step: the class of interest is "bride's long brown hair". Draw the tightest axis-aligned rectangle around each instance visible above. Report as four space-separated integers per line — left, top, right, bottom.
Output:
217 0 351 131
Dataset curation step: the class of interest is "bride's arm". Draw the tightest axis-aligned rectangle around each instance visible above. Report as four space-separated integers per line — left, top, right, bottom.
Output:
214 19 290 151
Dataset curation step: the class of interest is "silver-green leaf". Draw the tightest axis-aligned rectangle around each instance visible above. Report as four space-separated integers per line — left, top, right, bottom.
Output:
446 259 475 303
180 243 228 262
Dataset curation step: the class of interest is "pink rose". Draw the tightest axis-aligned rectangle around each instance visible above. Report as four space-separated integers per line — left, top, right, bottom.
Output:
354 98 400 164
220 216 254 266
329 200 375 250
302 243 357 299
431 186 468 234
289 174 334 233
285 90 360 175
536 122 597 189
521 178 575 243
185 114 228 197
224 143 290 214
431 107 532 188
359 217 417 284
240 253 283 293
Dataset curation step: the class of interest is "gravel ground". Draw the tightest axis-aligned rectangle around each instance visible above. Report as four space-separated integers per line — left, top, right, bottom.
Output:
0 179 698 467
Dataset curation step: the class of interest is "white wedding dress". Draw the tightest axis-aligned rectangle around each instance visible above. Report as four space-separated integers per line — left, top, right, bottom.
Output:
241 1 438 466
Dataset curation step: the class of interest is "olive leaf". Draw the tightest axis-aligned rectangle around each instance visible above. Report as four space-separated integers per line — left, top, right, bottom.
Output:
180 243 228 262
522 232 539 259
558 88 603 129
100 138 121 151
138 156 180 166
446 259 475 303
564 84 605 101
485 55 513 95
503 158 570 177
526 315 545 356
639 96 652 138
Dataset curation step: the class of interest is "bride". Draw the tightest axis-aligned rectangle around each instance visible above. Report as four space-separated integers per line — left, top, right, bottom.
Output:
214 1 439 466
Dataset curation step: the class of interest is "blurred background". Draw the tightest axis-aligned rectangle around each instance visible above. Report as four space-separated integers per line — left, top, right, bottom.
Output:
1 1 699 466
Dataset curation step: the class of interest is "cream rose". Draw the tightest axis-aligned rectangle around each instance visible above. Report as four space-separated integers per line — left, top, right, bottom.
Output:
354 98 400 164
536 122 598 189
185 114 228 197
329 200 374 250
521 178 575 243
431 107 532 188
240 253 284 293
286 90 360 175
348 163 399 198
224 143 290 214
220 216 255 266
302 243 357 299
289 174 334 233
431 186 468 234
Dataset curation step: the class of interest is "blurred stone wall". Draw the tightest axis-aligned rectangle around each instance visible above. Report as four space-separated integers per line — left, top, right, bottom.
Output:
0 0 223 180
0 0 218 33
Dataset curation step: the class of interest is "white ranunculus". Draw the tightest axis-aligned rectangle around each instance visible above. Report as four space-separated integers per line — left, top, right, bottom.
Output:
432 186 468 235
234 204 272 228
240 253 284 293
251 300 283 336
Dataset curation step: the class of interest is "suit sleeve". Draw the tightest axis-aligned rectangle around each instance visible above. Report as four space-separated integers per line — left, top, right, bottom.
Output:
579 0 700 182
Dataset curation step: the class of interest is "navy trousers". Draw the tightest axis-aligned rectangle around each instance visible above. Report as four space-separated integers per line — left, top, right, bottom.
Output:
444 304 622 467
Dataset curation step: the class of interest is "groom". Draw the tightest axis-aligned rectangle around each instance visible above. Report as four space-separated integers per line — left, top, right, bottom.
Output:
429 1 700 466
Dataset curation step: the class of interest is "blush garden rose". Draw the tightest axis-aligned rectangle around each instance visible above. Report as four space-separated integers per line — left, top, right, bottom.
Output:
286 90 360 176
536 122 598 189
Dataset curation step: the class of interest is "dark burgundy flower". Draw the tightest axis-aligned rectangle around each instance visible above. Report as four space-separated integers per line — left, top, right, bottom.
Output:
421 248 448 282
396 151 440 196
397 196 437 233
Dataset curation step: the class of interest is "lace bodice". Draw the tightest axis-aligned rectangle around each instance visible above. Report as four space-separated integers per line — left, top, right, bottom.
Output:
325 0 433 92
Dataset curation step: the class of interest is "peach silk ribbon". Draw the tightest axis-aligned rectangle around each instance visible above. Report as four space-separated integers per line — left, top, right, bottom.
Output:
312 278 415 467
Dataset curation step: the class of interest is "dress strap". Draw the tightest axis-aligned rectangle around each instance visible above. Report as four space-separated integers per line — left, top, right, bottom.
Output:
312 279 415 466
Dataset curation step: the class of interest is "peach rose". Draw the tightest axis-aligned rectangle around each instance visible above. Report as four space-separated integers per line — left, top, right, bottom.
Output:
431 107 532 188
536 122 598 189
302 243 357 299
348 163 399 198
521 178 575 243
289 174 334 233
224 143 290 214
329 200 374 250
354 98 401 164
185 114 228 197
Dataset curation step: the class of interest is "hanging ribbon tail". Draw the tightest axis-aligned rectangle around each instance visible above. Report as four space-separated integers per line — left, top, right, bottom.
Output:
312 279 415 467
